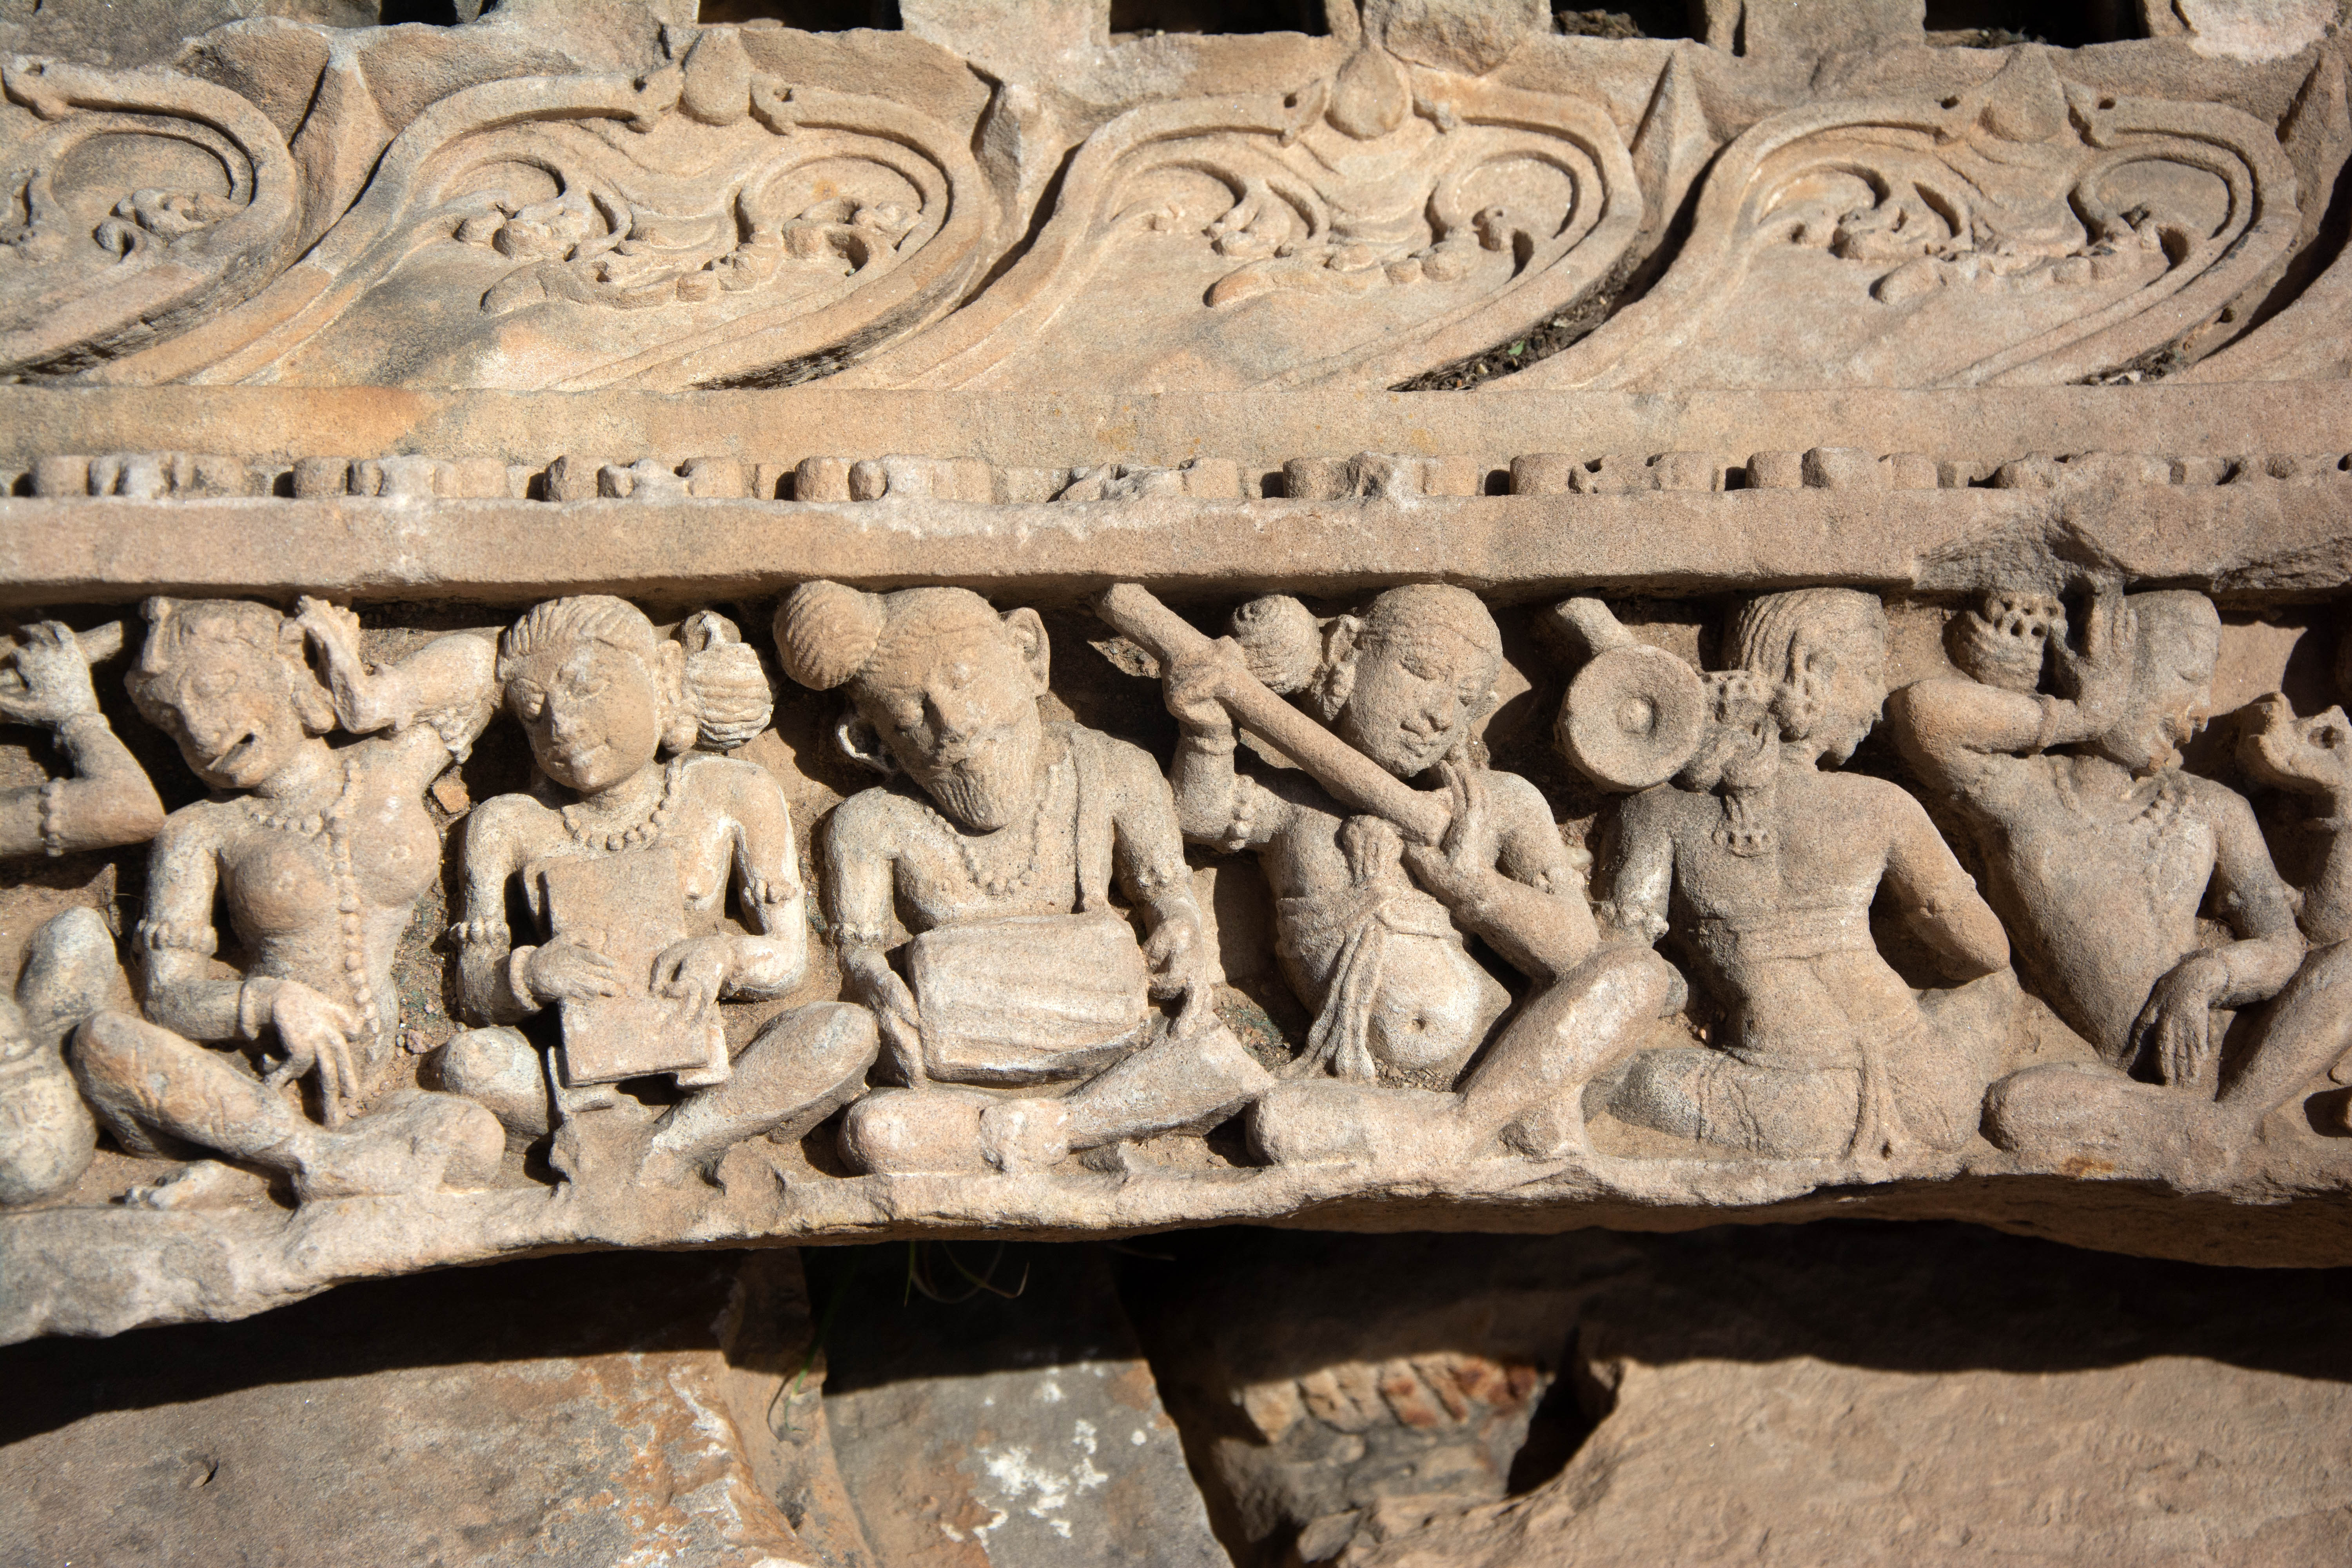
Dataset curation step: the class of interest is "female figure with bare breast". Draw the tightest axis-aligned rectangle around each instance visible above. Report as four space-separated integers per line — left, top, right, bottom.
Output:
1601 590 2013 1161
70 597 505 1207
436 597 876 1187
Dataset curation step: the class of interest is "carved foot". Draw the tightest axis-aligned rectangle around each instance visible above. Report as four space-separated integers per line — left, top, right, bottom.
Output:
1983 1064 2241 1179
123 1159 271 1211
979 1099 1071 1174
288 1090 505 1202
838 1088 992 1174
1247 1081 1472 1167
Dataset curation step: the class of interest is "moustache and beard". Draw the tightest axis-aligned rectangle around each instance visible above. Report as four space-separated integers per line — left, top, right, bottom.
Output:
906 706 1046 831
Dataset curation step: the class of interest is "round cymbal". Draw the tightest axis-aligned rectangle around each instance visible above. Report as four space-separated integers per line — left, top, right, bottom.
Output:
1560 643 1704 791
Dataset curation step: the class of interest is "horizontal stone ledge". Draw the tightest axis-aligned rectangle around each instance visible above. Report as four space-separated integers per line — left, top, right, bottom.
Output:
5 485 2350 606
4 384 2351 475
10 1152 2352 1343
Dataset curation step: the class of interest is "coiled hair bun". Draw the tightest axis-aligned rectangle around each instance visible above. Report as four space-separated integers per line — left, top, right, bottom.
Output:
774 580 887 692
678 611 773 751
1229 595 1325 695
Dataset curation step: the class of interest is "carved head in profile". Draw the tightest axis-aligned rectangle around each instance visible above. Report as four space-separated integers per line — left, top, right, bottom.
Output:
1229 584 1503 779
127 597 336 792
500 597 771 796
1725 588 1889 766
775 583 1052 832
2099 591 2220 774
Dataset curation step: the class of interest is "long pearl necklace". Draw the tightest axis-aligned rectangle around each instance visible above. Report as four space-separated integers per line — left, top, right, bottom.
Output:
561 758 686 852
241 757 381 1043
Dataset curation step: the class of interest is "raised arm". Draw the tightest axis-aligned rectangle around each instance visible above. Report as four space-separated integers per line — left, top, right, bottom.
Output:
294 599 498 793
1161 639 1299 850
0 622 164 857
1889 588 2135 793
1878 788 2009 979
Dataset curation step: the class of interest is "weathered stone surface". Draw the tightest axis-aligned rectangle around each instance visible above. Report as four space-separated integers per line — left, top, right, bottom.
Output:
0 1247 870 1567
11 0 2352 1355
1341 1223 2352 1567
1122 1229 1640 1563
813 1241 1227 1566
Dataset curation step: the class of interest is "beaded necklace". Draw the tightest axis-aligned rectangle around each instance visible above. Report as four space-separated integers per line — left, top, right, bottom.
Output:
561 757 686 853
241 756 382 1043
918 751 1065 899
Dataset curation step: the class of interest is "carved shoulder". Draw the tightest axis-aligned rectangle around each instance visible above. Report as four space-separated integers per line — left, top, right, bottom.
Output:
461 791 560 875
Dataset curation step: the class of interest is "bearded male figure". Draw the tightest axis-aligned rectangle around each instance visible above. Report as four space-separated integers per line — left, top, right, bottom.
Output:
775 583 1270 1173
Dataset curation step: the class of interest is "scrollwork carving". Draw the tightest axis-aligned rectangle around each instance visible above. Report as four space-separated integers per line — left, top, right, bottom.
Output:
83 25 991 392
838 28 1639 391
0 57 301 379
1515 47 2301 390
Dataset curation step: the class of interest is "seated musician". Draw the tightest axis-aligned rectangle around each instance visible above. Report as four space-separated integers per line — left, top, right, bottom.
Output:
773 582 1270 1174
1155 586 1673 1163
436 597 877 1187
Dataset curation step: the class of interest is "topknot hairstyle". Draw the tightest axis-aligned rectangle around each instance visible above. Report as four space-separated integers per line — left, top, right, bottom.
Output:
1228 584 1503 725
500 595 773 754
773 583 1004 693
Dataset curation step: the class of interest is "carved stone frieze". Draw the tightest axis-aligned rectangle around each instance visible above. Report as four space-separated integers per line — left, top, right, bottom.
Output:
1516 47 2303 389
77 25 992 389
0 57 302 378
838 27 1639 390
7 0 2352 1348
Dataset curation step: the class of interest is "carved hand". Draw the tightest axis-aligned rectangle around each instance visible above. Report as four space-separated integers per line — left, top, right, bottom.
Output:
0 621 100 728
1163 637 1246 737
261 978 364 1127
842 945 924 1086
652 935 739 1024
2051 584 2136 738
1143 903 1209 1002
525 938 626 1003
294 595 383 730
2240 695 2352 807
1401 761 1498 907
2132 951 2231 1092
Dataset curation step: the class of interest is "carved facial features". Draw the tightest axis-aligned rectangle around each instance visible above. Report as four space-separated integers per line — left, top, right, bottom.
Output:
852 606 1049 832
506 640 665 796
2103 603 2219 774
136 637 313 792
1334 622 1496 779
1800 621 1889 767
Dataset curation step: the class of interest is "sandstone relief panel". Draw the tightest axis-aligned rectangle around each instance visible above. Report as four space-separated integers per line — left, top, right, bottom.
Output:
4 0 2352 1343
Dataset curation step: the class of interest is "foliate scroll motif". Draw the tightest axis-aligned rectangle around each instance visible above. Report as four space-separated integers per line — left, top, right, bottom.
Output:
0 58 301 379
88 27 990 392
837 34 1639 392
1515 47 2299 391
